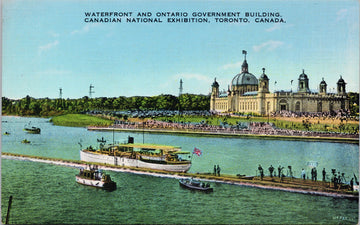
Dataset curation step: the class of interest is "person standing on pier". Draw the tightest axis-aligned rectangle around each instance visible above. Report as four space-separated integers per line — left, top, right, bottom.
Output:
337 172 342 184
301 168 306 180
314 167 317 181
322 168 326 182
278 165 283 178
217 165 221 176
311 168 314 181
258 164 264 180
213 165 217 176
268 165 274 177
333 174 338 189
288 166 293 178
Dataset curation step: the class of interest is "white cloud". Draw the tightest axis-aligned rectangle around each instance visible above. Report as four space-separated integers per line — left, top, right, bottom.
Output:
336 9 348 21
265 23 294 32
49 31 59 37
221 61 243 70
71 23 99 35
38 40 59 54
266 24 282 32
253 40 284 52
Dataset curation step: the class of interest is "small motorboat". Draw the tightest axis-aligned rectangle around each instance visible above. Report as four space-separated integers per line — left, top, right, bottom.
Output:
24 126 41 134
21 139 31 144
75 165 116 191
179 178 213 192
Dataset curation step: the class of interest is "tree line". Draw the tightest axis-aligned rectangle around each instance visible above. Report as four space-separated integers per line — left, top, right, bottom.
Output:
2 92 359 117
1 94 210 117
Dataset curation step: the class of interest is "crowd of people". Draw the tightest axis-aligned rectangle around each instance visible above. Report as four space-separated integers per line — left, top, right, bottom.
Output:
257 164 359 191
271 109 354 120
108 119 358 139
87 109 359 138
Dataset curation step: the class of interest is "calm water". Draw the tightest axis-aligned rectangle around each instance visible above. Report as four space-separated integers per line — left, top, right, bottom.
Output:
1 116 359 224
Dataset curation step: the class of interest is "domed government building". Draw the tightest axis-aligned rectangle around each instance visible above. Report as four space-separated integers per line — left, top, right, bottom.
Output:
210 51 349 115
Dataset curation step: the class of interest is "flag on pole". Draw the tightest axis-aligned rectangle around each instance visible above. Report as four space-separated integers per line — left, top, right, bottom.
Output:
193 147 202 156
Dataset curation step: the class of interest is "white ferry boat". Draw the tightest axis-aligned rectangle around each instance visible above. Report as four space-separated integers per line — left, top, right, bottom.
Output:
80 137 192 173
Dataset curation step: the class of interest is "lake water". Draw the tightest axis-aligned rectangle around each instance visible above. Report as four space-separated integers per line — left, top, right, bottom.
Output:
1 116 359 224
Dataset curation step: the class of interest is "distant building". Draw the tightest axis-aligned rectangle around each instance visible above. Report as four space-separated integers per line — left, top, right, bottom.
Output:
210 51 349 115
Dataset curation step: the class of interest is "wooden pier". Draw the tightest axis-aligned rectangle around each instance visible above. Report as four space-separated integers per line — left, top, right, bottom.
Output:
2 152 358 199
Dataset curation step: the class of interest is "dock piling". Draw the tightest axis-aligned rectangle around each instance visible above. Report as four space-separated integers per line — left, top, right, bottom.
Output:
5 195 13 224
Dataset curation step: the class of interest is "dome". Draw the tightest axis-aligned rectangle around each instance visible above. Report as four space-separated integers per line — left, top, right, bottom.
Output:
299 69 308 80
259 68 269 80
231 72 258 86
260 74 269 80
337 76 345 84
212 78 219 88
320 78 326 85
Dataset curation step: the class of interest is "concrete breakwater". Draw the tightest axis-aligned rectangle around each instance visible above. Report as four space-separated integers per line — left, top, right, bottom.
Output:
87 126 359 144
2 153 358 199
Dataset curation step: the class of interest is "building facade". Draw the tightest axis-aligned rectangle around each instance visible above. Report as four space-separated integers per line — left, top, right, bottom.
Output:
210 52 349 115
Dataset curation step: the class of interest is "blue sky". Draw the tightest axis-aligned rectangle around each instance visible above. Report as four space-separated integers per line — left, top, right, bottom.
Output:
2 0 359 99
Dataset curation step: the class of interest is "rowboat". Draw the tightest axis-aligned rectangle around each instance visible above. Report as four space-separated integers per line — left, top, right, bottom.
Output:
24 126 41 134
21 139 31 144
179 178 213 192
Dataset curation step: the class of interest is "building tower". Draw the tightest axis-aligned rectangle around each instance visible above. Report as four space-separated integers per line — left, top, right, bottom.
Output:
241 50 249 73
179 79 183 96
258 68 270 115
298 69 310 93
258 68 269 93
230 50 258 96
89 84 95 98
178 79 183 115
210 78 219 111
337 76 346 95
319 78 327 95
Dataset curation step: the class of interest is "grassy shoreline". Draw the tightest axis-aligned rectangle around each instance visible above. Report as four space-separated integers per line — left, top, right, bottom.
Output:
50 114 113 127
19 113 358 144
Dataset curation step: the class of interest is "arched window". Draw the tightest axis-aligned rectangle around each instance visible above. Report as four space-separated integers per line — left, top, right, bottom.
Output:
317 102 322 112
341 100 345 110
279 99 288 111
295 101 301 112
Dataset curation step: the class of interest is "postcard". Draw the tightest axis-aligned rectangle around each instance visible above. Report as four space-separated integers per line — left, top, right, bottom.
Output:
2 0 359 224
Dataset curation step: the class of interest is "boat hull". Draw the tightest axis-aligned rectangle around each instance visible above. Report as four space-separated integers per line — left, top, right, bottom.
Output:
179 179 213 192
75 176 116 190
24 128 41 134
80 150 191 173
